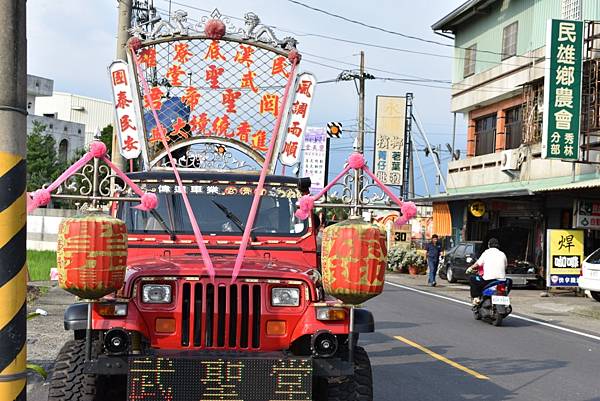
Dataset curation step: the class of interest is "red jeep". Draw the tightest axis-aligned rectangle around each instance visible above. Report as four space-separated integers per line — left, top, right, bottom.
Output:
48 171 375 401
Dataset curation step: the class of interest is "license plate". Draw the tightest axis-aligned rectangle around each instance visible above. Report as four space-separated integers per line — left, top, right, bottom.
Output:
492 295 510 305
588 270 600 279
128 357 312 401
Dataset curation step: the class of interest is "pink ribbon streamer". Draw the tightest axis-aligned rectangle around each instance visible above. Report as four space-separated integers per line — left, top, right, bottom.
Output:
26 141 157 213
293 152 417 224
362 167 404 207
231 61 299 283
130 47 216 281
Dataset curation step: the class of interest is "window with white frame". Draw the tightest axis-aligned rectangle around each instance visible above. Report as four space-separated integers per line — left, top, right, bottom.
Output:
464 44 477 77
502 22 518 60
562 0 581 21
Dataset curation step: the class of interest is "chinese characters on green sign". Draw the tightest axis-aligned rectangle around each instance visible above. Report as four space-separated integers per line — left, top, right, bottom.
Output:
542 19 583 160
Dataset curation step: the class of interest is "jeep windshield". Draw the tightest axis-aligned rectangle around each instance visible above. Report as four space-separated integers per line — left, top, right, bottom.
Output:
120 184 307 236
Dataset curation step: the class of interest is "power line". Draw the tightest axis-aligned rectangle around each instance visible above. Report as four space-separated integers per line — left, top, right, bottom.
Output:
155 0 547 71
285 0 541 61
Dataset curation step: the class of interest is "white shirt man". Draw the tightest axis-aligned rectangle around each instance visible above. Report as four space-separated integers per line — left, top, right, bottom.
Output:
475 247 507 281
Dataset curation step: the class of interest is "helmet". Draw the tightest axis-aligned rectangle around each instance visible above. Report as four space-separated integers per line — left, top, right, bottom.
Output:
488 238 500 249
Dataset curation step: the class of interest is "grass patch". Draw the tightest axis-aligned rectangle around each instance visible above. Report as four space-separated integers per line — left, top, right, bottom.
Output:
27 250 56 281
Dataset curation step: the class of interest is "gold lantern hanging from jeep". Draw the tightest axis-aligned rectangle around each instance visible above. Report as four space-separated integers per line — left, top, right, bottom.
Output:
57 213 128 299
320 218 388 304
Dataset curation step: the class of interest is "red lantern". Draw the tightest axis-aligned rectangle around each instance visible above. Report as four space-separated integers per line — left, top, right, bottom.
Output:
57 213 128 299
321 219 387 304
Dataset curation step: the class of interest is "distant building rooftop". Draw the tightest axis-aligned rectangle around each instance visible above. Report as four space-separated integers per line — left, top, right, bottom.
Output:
431 0 497 33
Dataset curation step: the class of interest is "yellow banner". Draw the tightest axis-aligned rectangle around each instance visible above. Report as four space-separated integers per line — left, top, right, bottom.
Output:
546 229 584 286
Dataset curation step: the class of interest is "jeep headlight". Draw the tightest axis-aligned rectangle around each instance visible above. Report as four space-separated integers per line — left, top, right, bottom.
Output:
271 288 300 307
142 284 172 304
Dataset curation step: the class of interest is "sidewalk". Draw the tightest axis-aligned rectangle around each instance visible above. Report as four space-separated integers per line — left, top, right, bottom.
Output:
385 272 600 335
27 282 76 400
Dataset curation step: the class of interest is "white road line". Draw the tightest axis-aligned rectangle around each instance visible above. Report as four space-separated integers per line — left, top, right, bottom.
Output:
385 280 600 343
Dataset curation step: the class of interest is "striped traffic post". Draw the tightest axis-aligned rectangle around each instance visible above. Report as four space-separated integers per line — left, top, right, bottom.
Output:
0 1 28 400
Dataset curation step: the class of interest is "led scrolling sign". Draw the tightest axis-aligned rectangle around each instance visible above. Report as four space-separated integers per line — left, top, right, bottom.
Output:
125 9 309 172
128 357 312 401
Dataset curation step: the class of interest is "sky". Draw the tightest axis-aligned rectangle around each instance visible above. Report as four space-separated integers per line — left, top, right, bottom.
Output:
27 0 468 199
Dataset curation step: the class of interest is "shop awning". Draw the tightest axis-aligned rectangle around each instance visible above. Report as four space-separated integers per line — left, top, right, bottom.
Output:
410 173 600 203
535 178 600 192
432 202 452 236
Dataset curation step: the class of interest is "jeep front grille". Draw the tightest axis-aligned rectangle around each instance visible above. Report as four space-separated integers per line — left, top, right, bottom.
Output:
180 281 262 349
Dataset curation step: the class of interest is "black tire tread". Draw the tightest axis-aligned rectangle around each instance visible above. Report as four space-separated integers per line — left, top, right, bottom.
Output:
591 291 600 302
48 339 126 401
326 346 373 401
48 340 100 401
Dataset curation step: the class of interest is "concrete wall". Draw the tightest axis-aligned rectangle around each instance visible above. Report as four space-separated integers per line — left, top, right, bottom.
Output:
449 0 600 113
27 208 77 251
446 143 600 190
35 92 114 145
27 115 86 161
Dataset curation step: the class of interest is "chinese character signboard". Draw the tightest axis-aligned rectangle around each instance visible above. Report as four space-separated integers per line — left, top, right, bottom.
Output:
546 229 584 287
374 96 407 185
129 26 298 171
573 200 600 229
109 60 143 159
301 127 328 195
542 19 584 160
280 73 316 166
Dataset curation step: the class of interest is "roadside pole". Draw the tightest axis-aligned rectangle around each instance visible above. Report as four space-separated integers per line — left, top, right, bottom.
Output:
0 1 28 400
352 51 366 217
111 0 133 170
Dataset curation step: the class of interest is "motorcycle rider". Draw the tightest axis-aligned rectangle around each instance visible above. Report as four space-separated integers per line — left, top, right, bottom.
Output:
465 238 507 305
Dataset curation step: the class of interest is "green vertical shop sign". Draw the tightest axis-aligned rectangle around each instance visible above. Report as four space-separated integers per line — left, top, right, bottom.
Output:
542 19 584 160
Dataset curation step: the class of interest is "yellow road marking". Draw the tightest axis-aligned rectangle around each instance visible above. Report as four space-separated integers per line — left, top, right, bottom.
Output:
394 335 489 380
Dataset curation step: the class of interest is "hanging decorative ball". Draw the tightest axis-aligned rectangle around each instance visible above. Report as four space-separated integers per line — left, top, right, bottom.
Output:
128 36 142 52
57 213 128 299
205 19 226 40
321 218 387 304
288 49 302 63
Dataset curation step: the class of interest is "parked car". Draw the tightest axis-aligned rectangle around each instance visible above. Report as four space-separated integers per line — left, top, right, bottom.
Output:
439 232 543 288
438 241 482 283
579 248 600 302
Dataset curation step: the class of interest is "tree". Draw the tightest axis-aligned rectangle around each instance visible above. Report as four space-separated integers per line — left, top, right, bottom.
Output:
323 196 350 222
99 124 113 155
27 121 63 192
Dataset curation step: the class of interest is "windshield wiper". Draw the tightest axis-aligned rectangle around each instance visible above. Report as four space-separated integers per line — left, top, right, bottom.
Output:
149 208 176 241
211 199 257 242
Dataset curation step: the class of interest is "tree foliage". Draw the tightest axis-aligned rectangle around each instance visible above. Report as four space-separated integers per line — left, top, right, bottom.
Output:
26 121 64 192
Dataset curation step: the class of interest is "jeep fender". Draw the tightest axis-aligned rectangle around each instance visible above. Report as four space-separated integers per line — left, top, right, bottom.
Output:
290 307 374 343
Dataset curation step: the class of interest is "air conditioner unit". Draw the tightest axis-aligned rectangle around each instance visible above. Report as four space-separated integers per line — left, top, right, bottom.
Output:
501 149 520 171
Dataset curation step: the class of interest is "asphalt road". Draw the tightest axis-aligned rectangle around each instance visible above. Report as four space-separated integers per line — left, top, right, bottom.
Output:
363 282 600 401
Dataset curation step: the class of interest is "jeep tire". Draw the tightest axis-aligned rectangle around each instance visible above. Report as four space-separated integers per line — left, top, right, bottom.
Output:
48 339 126 401
321 346 373 401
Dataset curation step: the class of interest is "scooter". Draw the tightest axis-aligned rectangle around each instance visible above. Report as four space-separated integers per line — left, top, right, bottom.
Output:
472 278 513 326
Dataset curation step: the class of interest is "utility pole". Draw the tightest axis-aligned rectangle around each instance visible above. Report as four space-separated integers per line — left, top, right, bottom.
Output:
112 0 133 170
352 51 366 217
0 1 27 400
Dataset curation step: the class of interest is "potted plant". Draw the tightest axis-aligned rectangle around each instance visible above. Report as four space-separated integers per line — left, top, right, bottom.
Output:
387 247 407 273
405 249 426 275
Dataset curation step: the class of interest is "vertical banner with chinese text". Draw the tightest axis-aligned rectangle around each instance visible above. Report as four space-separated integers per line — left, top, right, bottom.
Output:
542 19 584 160
374 96 407 186
546 229 584 287
280 73 316 166
109 60 144 159
301 127 328 195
